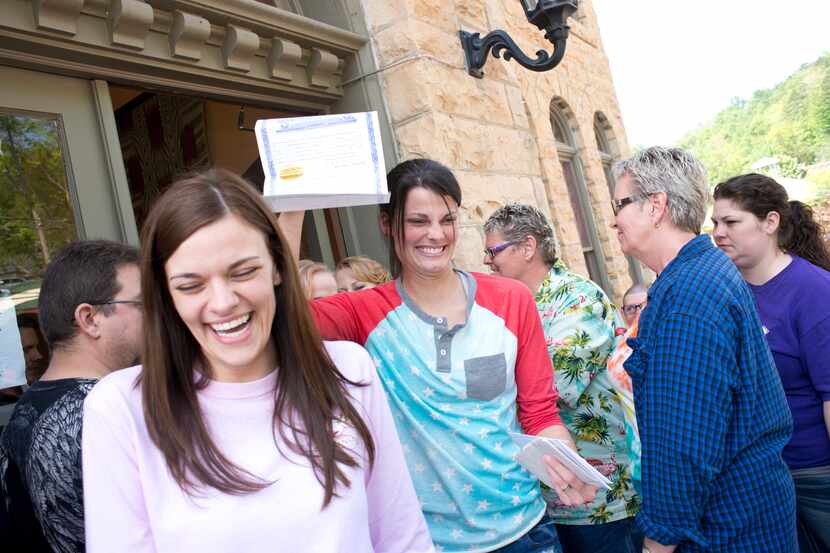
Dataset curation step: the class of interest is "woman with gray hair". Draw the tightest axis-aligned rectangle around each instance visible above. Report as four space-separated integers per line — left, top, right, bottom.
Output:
484 203 642 553
611 146 796 552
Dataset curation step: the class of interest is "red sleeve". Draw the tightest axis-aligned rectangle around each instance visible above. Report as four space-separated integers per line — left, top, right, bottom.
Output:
514 287 562 434
311 291 364 343
473 273 561 434
310 283 401 346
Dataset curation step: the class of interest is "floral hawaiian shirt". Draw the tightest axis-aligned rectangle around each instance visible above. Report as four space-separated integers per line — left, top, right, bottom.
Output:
535 260 640 525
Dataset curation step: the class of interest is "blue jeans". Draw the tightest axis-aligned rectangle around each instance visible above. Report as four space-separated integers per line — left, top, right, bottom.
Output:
555 517 644 553
791 465 830 553
492 514 562 553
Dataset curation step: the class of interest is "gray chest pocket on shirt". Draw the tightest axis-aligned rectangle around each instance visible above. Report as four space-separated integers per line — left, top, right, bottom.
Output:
464 353 507 401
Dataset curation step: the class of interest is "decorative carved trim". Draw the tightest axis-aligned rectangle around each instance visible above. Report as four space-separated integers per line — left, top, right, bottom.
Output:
169 10 210 60
32 0 85 35
7 0 358 104
306 48 339 89
268 38 302 82
221 24 259 72
109 0 154 50
172 0 365 54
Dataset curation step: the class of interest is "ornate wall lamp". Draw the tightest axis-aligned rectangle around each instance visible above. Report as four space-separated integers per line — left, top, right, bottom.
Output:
459 0 579 78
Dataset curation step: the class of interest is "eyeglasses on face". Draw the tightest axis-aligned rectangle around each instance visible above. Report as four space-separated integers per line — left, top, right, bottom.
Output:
622 302 645 316
88 300 143 309
70 299 142 324
611 195 640 216
484 240 519 259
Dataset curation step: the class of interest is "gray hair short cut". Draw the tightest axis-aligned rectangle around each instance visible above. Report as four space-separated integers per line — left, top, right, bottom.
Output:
484 203 559 265
612 146 710 234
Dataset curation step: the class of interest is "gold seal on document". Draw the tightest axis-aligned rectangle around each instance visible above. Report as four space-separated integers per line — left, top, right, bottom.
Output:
279 165 304 180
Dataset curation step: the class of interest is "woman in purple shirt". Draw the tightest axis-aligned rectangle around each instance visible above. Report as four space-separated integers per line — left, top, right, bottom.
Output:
712 173 830 553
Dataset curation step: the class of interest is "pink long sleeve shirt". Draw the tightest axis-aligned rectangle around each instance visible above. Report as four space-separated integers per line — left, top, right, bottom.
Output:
82 340 434 553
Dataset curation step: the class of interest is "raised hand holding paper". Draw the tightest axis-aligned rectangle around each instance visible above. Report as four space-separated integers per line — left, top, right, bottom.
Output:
509 432 611 490
255 111 389 211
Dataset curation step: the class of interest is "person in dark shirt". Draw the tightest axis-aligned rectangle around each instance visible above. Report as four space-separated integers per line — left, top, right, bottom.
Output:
713 173 830 553
611 147 797 552
0 240 141 553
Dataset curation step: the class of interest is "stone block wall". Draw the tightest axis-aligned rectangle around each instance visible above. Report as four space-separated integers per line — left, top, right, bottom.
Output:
359 0 635 301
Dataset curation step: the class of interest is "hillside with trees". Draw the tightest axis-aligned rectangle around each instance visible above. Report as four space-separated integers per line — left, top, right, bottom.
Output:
680 53 830 197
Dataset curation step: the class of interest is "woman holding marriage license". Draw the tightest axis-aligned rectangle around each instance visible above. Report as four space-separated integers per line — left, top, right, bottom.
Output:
82 170 433 553
279 158 596 553
712 173 830 552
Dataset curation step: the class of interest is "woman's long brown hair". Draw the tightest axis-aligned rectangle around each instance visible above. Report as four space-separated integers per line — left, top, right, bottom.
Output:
138 169 374 506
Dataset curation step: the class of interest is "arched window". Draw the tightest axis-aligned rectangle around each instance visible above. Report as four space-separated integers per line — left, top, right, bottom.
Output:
551 99 612 295
594 112 644 285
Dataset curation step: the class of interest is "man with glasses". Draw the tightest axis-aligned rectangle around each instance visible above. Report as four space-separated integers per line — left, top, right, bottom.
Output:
0 240 141 553
620 284 648 328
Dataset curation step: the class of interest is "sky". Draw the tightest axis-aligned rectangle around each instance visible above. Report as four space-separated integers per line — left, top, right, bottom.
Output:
592 0 830 147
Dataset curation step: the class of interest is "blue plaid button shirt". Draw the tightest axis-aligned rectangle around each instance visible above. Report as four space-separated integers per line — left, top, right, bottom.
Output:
625 235 797 552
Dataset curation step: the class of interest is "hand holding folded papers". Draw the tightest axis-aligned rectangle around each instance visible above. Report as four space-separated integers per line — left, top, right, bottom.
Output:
510 432 608 506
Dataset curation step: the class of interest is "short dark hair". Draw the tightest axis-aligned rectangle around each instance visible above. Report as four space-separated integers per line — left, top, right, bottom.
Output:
38 240 139 350
380 159 462 277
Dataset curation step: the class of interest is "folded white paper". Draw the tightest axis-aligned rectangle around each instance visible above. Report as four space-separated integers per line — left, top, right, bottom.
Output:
0 297 25 388
509 432 612 490
255 112 389 211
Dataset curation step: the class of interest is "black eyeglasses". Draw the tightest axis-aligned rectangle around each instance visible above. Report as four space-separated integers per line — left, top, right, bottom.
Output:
611 195 640 216
89 300 142 309
622 302 645 316
484 240 518 259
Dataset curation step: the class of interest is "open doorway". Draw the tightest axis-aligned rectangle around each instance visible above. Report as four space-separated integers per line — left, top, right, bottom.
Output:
108 85 347 264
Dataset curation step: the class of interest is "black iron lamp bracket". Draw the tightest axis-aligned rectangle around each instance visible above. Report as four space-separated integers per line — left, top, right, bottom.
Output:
459 0 577 79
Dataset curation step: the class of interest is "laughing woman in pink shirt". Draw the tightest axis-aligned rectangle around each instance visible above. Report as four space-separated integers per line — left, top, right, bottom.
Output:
81 169 434 553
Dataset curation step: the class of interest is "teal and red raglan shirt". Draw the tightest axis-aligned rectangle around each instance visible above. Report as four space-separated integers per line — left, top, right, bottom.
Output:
312 270 562 553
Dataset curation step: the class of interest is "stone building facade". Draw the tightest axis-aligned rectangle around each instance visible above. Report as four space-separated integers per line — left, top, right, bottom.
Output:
362 0 641 299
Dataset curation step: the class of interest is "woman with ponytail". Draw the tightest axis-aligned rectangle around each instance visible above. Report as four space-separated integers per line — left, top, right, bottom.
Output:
712 173 830 552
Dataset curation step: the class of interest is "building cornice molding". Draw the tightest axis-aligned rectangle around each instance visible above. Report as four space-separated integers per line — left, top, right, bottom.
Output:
156 0 366 54
1 0 368 109
33 0 85 35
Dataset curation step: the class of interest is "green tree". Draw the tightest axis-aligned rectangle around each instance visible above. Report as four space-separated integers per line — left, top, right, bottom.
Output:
680 52 830 193
0 115 76 276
